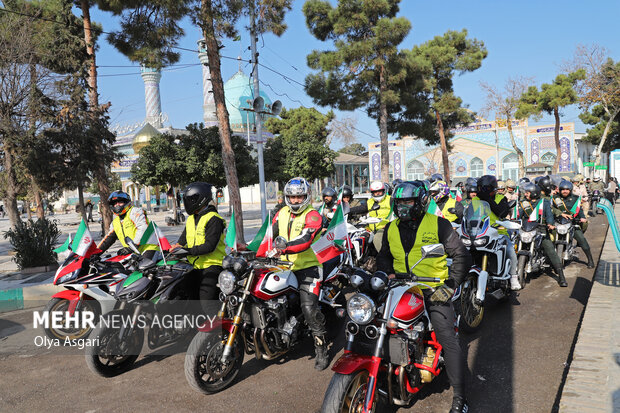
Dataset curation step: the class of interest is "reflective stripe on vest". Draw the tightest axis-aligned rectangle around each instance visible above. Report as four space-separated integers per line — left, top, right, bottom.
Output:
366 195 392 232
277 205 321 271
112 207 157 252
186 212 227 269
387 214 449 289
441 197 458 222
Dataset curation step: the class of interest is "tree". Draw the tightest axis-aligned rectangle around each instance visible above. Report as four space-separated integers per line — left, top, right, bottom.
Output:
517 71 585 173
338 143 366 156
403 29 487 182
480 77 534 177
264 107 337 184
303 0 410 183
580 104 620 153
327 116 357 147
568 45 620 167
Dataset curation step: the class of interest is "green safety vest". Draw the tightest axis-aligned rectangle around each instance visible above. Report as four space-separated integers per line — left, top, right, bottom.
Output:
277 205 321 271
186 212 227 269
112 207 158 253
366 195 392 232
387 214 448 289
441 197 458 222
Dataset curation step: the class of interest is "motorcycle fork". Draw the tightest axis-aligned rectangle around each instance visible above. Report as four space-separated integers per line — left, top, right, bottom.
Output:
119 303 141 340
476 254 489 302
221 270 256 361
363 291 393 413
68 291 84 316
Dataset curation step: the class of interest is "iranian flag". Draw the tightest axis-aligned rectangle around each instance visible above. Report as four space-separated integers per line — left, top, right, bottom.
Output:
512 202 519 219
139 221 171 251
53 234 72 253
528 200 544 222
72 220 97 257
453 188 463 202
225 209 238 250
427 199 445 218
570 196 582 217
248 212 273 257
312 204 348 264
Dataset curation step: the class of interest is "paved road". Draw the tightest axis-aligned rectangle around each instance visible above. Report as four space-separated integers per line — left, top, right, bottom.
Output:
0 214 609 413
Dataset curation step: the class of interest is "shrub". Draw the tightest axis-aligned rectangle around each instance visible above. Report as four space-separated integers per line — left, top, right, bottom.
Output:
3 218 61 269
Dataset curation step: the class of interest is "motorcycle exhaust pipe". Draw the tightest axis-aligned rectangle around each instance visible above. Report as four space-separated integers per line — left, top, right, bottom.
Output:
476 271 488 303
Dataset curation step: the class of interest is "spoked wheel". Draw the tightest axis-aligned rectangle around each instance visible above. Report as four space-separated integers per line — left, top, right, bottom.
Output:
457 275 484 333
517 255 528 288
85 310 143 377
185 331 244 394
43 297 99 341
322 371 374 413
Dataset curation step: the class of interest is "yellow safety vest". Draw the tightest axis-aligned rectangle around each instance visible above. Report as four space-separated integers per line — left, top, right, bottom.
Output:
277 205 321 271
441 197 458 222
472 196 508 236
112 207 157 253
387 214 448 289
495 193 505 204
366 195 392 232
186 212 227 269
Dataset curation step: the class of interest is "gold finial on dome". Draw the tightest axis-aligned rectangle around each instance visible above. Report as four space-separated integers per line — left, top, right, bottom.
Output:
132 122 160 153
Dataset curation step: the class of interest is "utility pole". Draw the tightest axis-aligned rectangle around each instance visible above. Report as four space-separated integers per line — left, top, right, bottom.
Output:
250 6 267 221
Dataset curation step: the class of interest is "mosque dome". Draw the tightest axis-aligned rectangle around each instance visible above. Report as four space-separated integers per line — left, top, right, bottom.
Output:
132 122 160 153
223 70 273 133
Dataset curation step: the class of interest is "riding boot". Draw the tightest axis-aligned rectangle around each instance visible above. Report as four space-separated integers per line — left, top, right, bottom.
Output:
584 249 595 268
450 395 470 413
556 268 568 287
313 335 330 371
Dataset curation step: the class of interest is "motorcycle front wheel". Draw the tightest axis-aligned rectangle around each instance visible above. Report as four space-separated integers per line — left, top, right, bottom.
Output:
556 244 565 268
85 310 144 377
456 275 484 333
184 330 244 394
43 297 99 341
321 371 376 413
517 255 529 288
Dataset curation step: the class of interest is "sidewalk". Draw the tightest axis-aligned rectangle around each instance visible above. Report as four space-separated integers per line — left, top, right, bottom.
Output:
559 202 620 413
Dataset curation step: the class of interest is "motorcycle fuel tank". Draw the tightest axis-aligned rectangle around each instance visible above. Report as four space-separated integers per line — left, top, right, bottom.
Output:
252 268 299 300
389 285 425 327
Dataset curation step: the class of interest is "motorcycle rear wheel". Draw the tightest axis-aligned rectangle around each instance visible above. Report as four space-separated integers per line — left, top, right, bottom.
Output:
185 330 244 394
457 275 484 333
43 297 99 341
517 255 528 288
322 371 376 413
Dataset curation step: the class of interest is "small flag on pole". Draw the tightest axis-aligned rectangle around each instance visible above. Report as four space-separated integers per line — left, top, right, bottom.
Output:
225 209 237 250
312 204 349 264
53 234 72 253
140 221 171 251
528 200 544 222
570 196 582 217
455 188 463 202
427 199 445 218
248 211 273 256
72 220 97 257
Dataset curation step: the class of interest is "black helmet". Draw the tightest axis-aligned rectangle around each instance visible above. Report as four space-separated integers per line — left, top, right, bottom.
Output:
519 177 530 187
392 181 429 222
341 185 353 200
559 180 573 192
523 183 541 200
108 191 132 215
477 175 498 196
465 177 478 193
428 173 444 184
322 186 336 198
183 182 213 215
537 175 553 195
392 179 403 188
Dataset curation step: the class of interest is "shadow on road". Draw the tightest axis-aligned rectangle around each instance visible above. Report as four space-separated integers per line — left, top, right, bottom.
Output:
0 318 25 339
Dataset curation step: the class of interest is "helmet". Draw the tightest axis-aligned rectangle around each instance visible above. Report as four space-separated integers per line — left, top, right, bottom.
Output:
505 179 516 189
465 177 478 193
477 175 498 196
392 181 429 222
392 179 403 188
550 175 563 189
519 177 530 187
369 181 387 202
284 177 312 213
428 173 444 184
593 174 601 182
523 183 541 200
429 180 450 202
559 180 573 192
341 185 353 200
537 175 553 195
183 182 213 215
322 186 336 198
385 183 393 196
497 180 506 190
108 191 132 215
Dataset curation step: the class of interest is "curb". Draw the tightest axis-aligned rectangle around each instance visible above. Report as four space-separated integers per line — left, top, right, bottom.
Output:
0 284 60 314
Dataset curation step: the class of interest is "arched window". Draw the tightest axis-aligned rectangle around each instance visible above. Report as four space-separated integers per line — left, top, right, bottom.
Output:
502 153 519 181
470 157 483 178
406 160 425 180
541 152 556 165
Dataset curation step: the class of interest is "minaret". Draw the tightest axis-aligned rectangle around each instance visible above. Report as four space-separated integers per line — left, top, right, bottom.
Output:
198 39 219 127
140 64 163 128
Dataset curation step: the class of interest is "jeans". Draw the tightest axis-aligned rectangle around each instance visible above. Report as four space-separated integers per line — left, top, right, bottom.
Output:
501 235 518 277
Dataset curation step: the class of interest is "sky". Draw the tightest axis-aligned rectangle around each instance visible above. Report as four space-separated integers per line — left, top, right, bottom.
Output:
90 0 620 150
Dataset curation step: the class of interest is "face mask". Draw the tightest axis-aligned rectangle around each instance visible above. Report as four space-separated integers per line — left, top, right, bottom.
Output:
396 203 414 221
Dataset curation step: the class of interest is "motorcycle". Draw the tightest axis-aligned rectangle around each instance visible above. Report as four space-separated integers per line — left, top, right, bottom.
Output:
85 239 195 377
515 220 548 287
347 216 382 269
184 238 354 395
554 215 580 267
590 190 603 215
454 200 520 332
321 244 448 413
44 249 130 341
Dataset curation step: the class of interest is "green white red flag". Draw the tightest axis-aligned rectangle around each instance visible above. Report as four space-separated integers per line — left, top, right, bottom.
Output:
311 203 348 264
72 220 97 257
53 233 72 254
139 221 171 251
248 211 273 257
528 200 544 222
427 199 445 218
570 196 582 216
225 209 237 250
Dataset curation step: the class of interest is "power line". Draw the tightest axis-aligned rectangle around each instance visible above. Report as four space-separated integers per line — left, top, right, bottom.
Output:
258 62 305 87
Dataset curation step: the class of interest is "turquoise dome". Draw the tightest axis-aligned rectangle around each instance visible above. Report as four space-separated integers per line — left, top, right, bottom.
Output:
224 70 273 133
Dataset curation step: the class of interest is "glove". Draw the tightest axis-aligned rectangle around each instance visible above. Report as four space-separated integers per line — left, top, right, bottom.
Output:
429 285 455 306
117 247 133 256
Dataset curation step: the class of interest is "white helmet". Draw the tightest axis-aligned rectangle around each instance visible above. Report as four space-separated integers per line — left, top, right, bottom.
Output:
284 177 312 213
369 181 387 202
593 174 601 182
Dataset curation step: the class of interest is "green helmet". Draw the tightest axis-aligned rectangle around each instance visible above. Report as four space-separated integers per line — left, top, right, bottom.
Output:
392 181 429 222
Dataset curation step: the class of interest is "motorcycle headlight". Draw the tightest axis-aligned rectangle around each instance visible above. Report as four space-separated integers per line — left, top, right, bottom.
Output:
57 270 80 284
347 293 376 326
461 237 472 246
218 270 236 295
474 236 489 247
519 230 535 243
556 223 570 235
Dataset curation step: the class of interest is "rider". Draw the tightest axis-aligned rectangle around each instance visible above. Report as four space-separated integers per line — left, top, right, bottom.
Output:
377 181 471 413
319 186 338 228
519 182 567 287
552 180 595 268
495 180 507 204
429 180 459 223
270 177 329 370
571 175 589 217
504 179 518 202
349 180 392 253
474 175 521 290
340 185 353 206
588 175 605 215
97 191 158 259
171 182 227 306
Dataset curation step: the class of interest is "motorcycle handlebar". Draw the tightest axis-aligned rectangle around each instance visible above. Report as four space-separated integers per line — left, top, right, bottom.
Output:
253 256 293 267
394 273 441 283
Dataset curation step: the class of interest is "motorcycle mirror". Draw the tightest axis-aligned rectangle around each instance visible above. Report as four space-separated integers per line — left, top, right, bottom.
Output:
420 243 445 258
371 202 381 211
124 237 141 255
170 248 189 258
496 220 521 230
274 236 287 250
448 208 456 214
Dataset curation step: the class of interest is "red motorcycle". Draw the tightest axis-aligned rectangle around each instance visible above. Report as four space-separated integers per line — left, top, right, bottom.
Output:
321 244 447 413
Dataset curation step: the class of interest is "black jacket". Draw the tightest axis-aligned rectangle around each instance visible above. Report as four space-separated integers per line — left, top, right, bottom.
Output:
177 205 225 256
376 217 471 289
